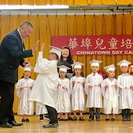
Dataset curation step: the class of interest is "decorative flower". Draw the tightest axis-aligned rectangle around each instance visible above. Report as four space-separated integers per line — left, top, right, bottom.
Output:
98 70 107 79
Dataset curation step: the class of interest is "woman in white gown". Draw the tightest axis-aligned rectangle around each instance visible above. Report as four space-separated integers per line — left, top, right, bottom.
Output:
56 65 71 120
16 66 34 122
70 62 85 121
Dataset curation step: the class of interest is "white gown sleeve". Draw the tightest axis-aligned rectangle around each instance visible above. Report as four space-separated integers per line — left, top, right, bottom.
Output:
102 79 106 97
117 76 123 89
16 80 21 98
34 52 56 74
85 76 90 95
70 77 74 95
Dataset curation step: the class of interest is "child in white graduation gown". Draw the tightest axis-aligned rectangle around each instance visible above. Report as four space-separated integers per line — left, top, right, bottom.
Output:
29 44 62 128
85 60 103 121
56 65 71 120
70 62 85 121
117 59 133 121
16 66 34 122
103 65 119 121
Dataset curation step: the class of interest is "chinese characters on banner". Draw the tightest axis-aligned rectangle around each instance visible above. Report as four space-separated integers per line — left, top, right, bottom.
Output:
52 35 133 55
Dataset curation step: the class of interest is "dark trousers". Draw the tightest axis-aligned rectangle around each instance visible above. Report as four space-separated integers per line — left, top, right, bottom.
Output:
122 109 131 118
0 80 15 124
89 108 100 119
45 105 58 124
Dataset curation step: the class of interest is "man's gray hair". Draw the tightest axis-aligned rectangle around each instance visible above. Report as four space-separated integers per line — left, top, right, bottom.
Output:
20 21 33 28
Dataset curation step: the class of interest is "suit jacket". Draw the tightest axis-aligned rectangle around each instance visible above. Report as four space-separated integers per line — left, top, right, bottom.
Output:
0 29 33 83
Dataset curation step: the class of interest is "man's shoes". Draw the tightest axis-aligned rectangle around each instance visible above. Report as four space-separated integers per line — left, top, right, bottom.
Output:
43 123 59 128
9 121 23 126
0 123 13 128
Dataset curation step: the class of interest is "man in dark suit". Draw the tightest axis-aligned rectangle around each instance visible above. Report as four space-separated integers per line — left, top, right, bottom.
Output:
0 21 39 128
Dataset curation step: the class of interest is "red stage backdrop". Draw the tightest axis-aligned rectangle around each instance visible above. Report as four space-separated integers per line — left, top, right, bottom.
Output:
52 35 133 55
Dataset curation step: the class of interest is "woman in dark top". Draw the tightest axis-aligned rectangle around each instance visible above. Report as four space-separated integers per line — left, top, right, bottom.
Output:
58 46 74 79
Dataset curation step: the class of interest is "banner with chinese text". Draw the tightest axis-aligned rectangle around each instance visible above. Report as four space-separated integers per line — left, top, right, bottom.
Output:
52 35 133 55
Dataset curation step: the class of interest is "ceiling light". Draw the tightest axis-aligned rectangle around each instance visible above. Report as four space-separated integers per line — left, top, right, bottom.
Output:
0 4 69 10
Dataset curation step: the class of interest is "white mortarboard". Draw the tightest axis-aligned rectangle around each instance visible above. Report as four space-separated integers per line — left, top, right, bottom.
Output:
130 65 133 68
104 64 116 72
90 60 102 67
71 62 84 69
23 64 33 72
117 59 131 67
24 66 31 72
58 65 70 72
50 46 62 58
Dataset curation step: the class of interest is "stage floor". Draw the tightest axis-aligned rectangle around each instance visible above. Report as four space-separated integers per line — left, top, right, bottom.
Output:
0 115 133 133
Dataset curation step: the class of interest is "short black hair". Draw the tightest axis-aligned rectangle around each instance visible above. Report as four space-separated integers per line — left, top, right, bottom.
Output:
20 21 33 28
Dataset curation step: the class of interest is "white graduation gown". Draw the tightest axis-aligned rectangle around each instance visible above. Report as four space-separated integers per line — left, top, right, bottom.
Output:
29 52 59 113
102 78 119 114
56 78 71 113
117 73 133 109
36 102 46 115
16 78 34 115
85 73 103 108
70 76 85 111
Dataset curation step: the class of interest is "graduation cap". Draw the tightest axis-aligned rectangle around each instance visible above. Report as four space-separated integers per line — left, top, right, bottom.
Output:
24 66 31 72
90 60 102 67
104 64 116 72
117 59 131 67
23 64 33 72
58 65 70 72
71 62 84 69
49 46 62 58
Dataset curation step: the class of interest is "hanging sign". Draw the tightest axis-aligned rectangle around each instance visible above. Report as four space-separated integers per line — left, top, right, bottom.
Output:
52 35 133 55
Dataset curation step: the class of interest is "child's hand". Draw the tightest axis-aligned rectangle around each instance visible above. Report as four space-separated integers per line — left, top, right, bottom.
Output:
105 85 108 89
114 85 117 88
82 82 85 86
40 43 45 52
98 83 101 87
62 86 67 89
130 85 133 89
29 86 33 89
32 40 40 52
20 87 24 90
72 81 75 87
88 85 92 88
58 84 61 87
118 87 122 90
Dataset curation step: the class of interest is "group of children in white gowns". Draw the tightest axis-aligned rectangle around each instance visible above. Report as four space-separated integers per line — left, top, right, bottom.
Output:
16 58 133 122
